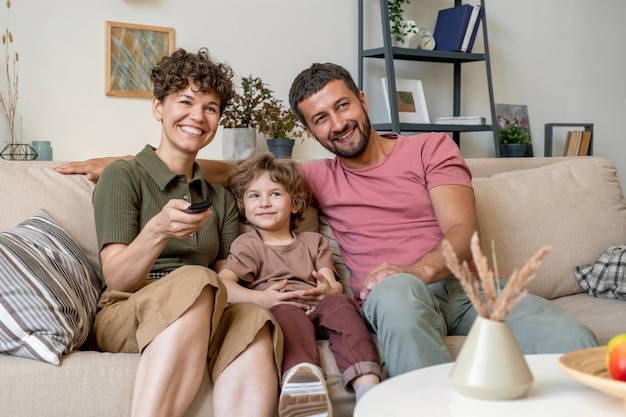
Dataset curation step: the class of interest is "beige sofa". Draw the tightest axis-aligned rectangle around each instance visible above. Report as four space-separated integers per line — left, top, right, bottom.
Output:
0 156 625 417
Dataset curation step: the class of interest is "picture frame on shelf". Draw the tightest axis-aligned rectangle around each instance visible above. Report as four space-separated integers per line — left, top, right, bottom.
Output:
105 21 175 98
495 103 534 157
381 78 430 124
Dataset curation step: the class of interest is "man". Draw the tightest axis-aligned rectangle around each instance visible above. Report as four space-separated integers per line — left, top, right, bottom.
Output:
56 62 598 378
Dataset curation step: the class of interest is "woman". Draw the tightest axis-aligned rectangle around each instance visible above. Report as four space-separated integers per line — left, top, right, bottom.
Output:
92 48 281 417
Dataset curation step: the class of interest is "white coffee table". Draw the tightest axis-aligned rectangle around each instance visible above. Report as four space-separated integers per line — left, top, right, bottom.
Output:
354 354 624 417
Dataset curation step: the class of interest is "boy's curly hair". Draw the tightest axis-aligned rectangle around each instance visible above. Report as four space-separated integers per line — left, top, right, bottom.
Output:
229 153 312 230
150 47 235 115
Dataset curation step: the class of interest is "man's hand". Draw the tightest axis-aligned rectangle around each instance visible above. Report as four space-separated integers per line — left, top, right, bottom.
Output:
54 156 131 182
359 262 435 301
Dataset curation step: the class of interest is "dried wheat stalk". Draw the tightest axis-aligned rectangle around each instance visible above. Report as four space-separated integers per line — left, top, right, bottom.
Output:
442 232 551 321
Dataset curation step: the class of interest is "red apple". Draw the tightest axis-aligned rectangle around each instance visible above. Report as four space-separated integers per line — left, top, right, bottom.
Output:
608 342 626 381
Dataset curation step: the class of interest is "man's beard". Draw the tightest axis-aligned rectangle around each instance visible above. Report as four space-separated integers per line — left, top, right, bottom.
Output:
321 115 372 159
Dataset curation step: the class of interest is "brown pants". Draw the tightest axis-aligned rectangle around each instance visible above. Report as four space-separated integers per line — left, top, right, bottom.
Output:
94 265 283 381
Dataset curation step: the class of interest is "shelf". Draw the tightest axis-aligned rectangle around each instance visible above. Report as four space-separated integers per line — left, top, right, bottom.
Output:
358 0 500 155
373 123 494 133
361 47 486 63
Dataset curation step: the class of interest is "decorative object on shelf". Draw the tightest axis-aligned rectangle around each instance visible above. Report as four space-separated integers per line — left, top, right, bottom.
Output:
0 142 36 160
105 21 175 98
266 138 295 159
31 140 52 160
0 0 28 160
417 28 436 50
256 97 304 159
443 233 551 400
381 78 429 124
222 127 256 161
496 103 533 157
433 4 474 51
388 0 417 46
220 75 304 160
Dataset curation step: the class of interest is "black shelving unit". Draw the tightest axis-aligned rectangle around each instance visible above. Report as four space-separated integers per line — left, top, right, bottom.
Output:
358 0 500 156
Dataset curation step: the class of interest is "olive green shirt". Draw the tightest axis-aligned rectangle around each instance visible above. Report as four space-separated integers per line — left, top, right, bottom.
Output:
93 145 239 283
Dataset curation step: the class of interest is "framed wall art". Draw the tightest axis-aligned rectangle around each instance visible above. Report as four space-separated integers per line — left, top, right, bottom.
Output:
381 78 430 124
105 21 175 98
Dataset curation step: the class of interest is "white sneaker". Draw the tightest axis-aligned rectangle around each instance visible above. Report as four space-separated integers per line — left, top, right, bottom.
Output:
278 362 332 417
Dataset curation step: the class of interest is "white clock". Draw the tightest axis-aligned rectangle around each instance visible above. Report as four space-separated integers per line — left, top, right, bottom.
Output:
418 29 436 51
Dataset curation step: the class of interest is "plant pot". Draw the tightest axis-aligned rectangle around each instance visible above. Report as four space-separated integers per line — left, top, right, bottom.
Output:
267 138 295 159
500 143 527 158
222 128 256 160
449 316 534 400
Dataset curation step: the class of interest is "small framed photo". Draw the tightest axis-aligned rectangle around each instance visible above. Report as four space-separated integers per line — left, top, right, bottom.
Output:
381 78 429 123
105 21 175 98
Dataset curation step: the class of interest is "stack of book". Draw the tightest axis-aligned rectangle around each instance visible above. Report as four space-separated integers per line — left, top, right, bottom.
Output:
433 3 483 52
563 130 592 156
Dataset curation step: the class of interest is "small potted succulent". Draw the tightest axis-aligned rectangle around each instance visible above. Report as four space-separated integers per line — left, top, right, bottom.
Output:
497 115 531 157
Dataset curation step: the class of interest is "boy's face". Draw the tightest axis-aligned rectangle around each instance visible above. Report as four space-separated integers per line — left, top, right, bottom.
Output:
152 84 222 155
243 172 297 235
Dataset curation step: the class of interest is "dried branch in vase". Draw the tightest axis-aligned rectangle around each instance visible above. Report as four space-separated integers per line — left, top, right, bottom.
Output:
442 232 550 322
1 0 19 144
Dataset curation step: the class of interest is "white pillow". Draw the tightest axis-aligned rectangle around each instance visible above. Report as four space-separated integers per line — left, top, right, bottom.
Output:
0 210 101 364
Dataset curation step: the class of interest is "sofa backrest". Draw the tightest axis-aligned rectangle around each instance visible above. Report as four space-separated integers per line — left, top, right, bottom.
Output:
2 157 624 302
469 157 626 299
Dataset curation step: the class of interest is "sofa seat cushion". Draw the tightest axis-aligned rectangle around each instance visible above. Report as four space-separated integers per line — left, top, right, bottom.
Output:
0 210 101 364
552 293 626 345
472 157 626 300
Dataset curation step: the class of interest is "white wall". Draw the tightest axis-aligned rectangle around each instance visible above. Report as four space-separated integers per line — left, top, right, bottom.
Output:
6 0 626 186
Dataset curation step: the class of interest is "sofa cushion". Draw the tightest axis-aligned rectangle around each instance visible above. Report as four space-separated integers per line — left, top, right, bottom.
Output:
0 210 101 364
473 157 626 300
574 245 626 300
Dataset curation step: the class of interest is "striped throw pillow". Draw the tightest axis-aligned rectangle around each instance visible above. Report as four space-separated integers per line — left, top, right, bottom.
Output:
0 210 101 365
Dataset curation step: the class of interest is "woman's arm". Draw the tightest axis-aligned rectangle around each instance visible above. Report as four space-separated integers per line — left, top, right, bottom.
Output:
101 199 212 292
55 157 237 185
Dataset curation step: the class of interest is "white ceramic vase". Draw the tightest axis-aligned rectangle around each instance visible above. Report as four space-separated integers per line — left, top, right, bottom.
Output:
449 316 534 400
222 127 256 160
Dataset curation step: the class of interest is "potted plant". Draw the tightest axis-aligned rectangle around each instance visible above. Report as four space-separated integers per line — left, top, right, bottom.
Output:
388 0 417 46
497 115 531 157
219 75 272 160
255 97 304 159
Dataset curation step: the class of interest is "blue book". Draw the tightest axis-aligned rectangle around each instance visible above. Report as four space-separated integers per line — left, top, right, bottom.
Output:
433 4 474 51
463 5 483 52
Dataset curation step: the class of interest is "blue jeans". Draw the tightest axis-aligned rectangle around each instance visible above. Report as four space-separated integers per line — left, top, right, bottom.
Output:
361 273 598 377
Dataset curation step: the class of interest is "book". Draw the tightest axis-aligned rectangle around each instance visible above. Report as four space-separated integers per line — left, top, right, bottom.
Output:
433 4 474 52
563 130 583 156
432 116 486 125
461 5 483 53
578 131 592 156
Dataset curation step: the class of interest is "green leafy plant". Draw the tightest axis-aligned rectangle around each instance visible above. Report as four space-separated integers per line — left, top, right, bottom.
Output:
497 115 531 145
220 75 271 129
255 98 304 141
1 0 19 144
220 74 304 141
388 0 417 43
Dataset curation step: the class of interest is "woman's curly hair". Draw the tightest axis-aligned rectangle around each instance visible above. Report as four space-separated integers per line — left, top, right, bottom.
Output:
229 153 312 230
150 47 235 115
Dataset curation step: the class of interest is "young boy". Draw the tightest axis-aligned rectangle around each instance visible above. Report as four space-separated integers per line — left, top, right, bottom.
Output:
219 153 382 417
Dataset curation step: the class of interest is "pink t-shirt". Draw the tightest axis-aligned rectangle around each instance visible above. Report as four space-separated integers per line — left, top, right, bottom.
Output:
301 132 472 300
